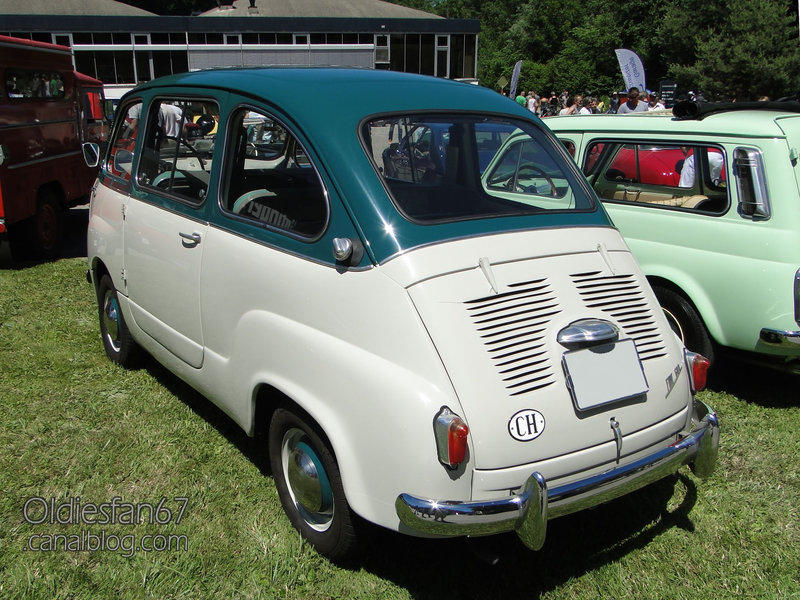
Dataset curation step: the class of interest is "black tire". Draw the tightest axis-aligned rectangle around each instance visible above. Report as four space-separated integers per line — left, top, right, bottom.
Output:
35 193 63 258
97 274 141 367
269 407 358 561
653 285 715 364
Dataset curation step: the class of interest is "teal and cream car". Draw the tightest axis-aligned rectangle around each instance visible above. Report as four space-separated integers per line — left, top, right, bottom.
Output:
548 101 800 371
85 69 718 560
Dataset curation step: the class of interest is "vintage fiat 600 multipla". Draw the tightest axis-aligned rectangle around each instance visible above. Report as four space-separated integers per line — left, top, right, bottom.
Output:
85 68 718 560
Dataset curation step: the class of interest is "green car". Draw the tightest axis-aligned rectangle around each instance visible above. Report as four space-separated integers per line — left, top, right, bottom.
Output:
548 101 800 370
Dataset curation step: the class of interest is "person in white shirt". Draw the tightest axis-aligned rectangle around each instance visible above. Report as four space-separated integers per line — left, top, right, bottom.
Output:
678 149 725 188
647 91 666 111
159 103 184 139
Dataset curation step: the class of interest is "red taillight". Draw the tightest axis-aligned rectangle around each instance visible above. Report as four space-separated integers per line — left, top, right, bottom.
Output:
685 351 711 392
448 419 469 465
434 407 470 469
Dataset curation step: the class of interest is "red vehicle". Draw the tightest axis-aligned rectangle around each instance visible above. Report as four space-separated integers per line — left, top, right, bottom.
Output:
0 35 106 260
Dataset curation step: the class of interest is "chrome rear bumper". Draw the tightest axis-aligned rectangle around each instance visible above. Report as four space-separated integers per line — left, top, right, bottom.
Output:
395 400 719 551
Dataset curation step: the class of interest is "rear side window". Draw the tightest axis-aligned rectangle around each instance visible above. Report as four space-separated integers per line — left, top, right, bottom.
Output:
221 107 328 238
582 141 729 214
136 98 219 205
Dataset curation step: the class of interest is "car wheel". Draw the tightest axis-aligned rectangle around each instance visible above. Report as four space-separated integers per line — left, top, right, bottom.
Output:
97 274 141 367
269 407 358 561
653 285 715 364
35 193 63 258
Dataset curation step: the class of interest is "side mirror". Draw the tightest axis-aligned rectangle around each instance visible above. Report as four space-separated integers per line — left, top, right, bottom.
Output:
83 142 101 168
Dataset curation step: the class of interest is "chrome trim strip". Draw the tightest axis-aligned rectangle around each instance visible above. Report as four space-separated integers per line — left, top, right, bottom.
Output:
759 328 800 347
7 149 82 170
395 400 718 551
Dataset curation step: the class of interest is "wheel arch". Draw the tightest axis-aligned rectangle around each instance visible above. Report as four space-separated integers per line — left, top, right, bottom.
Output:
647 274 724 346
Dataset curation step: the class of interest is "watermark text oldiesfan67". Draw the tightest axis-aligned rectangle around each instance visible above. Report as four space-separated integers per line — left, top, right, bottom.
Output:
23 496 188 525
22 496 190 558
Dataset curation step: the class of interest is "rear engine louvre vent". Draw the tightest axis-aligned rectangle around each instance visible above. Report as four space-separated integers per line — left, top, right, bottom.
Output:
466 278 561 395
570 271 667 361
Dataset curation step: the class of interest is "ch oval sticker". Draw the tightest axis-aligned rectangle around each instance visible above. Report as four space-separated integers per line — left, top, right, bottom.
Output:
508 409 546 442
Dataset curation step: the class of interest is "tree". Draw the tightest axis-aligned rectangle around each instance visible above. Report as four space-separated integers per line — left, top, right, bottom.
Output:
661 0 800 99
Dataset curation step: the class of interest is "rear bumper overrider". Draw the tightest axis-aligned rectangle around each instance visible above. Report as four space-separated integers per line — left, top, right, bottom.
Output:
395 399 719 551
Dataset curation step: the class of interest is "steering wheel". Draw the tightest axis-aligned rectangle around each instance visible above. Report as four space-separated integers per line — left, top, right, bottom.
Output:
515 165 557 196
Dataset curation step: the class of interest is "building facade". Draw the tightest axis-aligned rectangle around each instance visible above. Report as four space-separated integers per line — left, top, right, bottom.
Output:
1 0 480 99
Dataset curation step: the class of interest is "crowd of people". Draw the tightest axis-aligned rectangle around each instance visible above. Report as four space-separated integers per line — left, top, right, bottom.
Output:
512 86 668 117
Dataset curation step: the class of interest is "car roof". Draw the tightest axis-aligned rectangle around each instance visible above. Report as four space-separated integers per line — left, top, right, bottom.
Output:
127 67 533 123
544 108 800 140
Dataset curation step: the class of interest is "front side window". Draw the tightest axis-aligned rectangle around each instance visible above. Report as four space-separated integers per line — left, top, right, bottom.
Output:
582 141 729 213
366 115 593 223
222 107 328 238
137 98 219 204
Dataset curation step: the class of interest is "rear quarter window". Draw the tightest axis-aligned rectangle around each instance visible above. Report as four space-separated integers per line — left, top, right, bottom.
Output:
581 140 729 214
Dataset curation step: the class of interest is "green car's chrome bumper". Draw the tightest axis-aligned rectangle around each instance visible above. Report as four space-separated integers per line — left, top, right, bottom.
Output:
395 400 719 551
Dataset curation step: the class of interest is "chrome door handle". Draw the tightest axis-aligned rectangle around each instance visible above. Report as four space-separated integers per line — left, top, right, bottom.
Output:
179 232 202 247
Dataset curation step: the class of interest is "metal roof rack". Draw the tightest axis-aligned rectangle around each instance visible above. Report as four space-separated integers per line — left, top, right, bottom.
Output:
672 99 800 120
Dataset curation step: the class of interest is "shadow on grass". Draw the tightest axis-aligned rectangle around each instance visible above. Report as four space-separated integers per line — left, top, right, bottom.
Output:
708 350 799 409
0 206 89 268
355 474 697 599
139 355 273 478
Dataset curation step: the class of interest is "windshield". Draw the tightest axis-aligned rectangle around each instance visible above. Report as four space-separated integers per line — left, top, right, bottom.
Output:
365 115 595 223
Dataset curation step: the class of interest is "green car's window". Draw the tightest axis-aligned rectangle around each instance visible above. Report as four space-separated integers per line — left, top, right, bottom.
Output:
366 115 594 223
583 141 729 214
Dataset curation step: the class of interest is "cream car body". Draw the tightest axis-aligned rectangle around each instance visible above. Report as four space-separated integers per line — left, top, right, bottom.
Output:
86 68 718 560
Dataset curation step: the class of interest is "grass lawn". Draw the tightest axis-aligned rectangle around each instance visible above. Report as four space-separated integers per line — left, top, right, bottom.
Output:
1 256 799 599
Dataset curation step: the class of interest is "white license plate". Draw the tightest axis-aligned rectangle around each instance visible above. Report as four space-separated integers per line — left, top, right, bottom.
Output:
562 339 649 411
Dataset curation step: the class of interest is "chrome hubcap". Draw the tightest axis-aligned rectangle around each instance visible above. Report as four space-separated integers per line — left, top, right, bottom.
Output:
102 291 121 351
282 428 333 532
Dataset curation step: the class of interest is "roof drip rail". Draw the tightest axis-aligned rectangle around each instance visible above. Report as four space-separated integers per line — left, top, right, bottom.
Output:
673 100 800 120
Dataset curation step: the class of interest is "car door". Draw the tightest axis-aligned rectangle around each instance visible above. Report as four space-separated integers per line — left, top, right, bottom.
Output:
123 95 220 368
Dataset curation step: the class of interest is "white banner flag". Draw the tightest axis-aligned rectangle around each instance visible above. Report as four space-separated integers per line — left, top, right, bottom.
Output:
615 49 647 92
509 60 523 99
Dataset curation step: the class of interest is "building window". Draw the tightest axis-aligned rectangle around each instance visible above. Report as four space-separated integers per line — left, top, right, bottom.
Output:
375 35 389 64
420 34 434 76
152 50 188 78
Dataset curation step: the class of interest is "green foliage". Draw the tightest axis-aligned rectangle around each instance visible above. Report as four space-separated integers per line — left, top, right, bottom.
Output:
393 0 800 99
